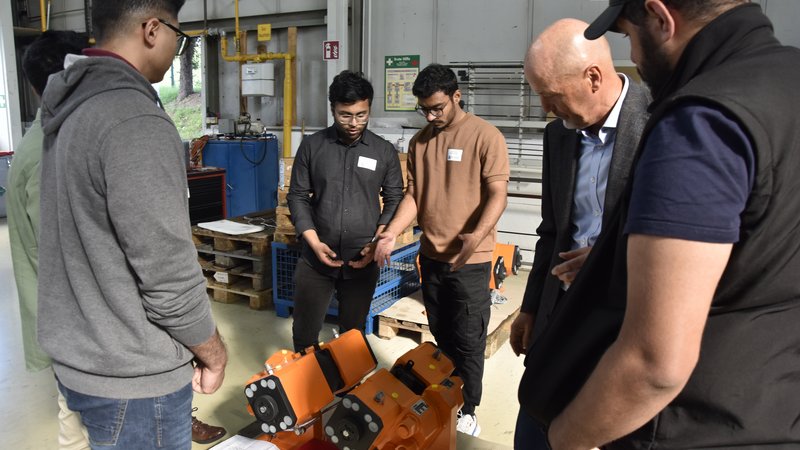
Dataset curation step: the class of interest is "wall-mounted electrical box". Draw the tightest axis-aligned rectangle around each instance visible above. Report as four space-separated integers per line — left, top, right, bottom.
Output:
241 63 275 97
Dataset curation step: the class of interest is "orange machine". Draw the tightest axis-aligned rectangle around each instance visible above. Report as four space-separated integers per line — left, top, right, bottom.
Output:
490 242 523 290
244 330 377 447
244 332 463 450
324 342 463 450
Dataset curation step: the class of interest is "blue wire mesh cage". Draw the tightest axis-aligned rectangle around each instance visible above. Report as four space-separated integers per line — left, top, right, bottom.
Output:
272 240 421 334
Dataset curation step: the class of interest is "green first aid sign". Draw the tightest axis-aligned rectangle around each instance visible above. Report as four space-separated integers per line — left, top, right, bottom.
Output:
384 55 420 111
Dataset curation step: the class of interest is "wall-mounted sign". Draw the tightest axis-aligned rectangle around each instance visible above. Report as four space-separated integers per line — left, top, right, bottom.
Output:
384 55 419 111
323 41 340 61
257 24 272 41
0 94 6 109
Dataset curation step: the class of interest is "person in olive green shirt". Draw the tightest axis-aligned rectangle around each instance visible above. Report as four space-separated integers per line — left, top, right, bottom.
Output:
8 30 90 450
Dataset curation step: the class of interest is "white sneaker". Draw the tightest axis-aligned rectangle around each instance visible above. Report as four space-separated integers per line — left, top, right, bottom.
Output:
456 410 481 437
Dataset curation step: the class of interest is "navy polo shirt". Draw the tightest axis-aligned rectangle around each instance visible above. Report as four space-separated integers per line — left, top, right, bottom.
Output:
625 102 755 243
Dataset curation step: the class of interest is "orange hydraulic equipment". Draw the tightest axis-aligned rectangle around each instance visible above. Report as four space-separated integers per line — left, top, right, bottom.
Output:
243 331 463 450
244 330 377 448
490 243 523 290
324 342 463 450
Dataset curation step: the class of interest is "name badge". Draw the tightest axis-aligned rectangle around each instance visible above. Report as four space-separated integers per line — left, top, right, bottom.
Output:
358 156 377 171
447 148 463 162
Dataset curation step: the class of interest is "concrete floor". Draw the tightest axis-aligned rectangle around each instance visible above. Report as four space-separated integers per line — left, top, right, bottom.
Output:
0 217 527 449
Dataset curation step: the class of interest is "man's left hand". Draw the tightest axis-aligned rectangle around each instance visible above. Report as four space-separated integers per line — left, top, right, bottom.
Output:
349 243 376 269
452 232 482 271
551 246 592 284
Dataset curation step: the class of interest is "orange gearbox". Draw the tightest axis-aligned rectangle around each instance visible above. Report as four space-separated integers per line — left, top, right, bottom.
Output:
324 342 463 450
245 330 377 437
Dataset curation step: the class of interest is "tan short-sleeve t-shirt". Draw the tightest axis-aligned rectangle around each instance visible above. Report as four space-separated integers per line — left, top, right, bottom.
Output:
407 112 510 264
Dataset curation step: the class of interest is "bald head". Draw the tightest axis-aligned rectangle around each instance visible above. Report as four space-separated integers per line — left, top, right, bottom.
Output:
525 18 614 83
524 18 624 132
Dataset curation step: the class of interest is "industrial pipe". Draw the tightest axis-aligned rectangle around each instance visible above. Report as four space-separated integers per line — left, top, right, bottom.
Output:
40 0 46 31
219 0 295 157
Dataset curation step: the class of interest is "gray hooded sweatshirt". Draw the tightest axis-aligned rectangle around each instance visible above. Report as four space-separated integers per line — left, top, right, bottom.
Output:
38 55 215 399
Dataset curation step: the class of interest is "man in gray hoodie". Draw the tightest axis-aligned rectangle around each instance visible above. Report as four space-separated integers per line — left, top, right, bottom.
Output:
38 1 226 448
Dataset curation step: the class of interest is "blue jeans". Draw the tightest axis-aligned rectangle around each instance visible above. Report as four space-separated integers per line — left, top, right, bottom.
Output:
514 408 550 449
58 382 193 449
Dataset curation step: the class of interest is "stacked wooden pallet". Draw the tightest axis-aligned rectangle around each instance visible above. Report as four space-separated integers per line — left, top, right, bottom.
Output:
274 157 298 245
376 285 523 359
192 224 273 310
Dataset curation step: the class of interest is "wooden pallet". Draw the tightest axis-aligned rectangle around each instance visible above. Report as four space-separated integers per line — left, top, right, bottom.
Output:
192 215 275 309
277 189 289 206
206 278 272 310
376 289 521 359
273 227 298 245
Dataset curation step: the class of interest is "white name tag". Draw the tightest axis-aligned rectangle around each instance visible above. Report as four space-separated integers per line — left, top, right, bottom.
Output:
447 148 463 162
358 156 377 171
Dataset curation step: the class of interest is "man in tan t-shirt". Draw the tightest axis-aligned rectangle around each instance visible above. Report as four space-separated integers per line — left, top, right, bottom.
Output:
374 63 509 437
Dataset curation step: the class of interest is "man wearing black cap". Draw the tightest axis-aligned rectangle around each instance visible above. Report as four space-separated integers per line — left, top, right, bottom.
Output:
518 1 800 448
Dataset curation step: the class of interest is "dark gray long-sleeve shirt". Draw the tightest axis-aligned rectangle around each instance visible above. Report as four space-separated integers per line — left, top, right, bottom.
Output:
288 127 404 277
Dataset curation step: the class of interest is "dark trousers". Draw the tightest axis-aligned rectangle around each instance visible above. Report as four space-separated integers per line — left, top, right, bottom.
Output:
291 258 379 352
514 408 550 449
419 254 491 415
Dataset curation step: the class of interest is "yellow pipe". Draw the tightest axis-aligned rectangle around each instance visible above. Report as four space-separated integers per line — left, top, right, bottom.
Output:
40 0 46 31
282 54 292 158
221 0 294 156
235 0 241 54
220 35 295 156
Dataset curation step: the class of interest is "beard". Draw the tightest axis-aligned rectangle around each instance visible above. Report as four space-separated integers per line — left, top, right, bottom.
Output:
636 28 674 97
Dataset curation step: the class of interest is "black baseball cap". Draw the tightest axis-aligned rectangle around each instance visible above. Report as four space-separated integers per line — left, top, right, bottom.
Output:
585 0 639 40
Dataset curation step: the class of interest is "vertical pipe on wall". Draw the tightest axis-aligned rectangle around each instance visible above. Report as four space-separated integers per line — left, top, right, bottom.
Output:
39 0 46 31
362 0 372 81
234 0 241 54
84 0 92 38
283 54 293 158
432 0 439 62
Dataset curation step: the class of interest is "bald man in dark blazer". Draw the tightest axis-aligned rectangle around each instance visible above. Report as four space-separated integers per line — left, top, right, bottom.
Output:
511 18 651 449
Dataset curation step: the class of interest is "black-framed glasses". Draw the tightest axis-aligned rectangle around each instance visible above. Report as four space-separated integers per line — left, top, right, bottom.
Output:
335 111 370 124
157 18 191 56
415 99 450 118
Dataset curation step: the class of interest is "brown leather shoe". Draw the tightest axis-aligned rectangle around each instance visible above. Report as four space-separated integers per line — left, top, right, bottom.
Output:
191 409 226 444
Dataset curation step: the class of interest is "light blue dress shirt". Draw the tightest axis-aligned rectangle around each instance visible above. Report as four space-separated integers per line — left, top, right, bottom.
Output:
570 74 630 250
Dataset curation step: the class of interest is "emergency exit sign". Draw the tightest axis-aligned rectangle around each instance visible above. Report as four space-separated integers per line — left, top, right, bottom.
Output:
0 94 6 109
323 40 340 60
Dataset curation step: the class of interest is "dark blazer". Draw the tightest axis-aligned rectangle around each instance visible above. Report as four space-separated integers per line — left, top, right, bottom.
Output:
520 80 651 343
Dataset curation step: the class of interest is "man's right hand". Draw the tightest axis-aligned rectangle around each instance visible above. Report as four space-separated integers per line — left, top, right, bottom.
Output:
193 362 225 394
189 329 227 394
312 241 344 268
373 231 397 268
510 312 535 356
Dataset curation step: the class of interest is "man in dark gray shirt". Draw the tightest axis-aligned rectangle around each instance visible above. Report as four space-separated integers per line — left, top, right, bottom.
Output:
288 71 404 352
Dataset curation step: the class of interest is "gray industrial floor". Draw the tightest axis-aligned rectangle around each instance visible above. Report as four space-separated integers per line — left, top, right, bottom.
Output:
0 218 526 449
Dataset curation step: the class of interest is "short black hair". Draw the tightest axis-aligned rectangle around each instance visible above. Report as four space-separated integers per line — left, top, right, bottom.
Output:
622 0 747 27
93 0 186 44
328 70 374 107
22 30 89 96
412 63 459 99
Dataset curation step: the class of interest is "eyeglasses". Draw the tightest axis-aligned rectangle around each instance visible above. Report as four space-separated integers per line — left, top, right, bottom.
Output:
335 111 370 124
415 100 450 118
157 18 191 56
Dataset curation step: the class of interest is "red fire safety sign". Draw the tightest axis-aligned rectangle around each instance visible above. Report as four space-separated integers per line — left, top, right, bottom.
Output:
323 40 340 60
